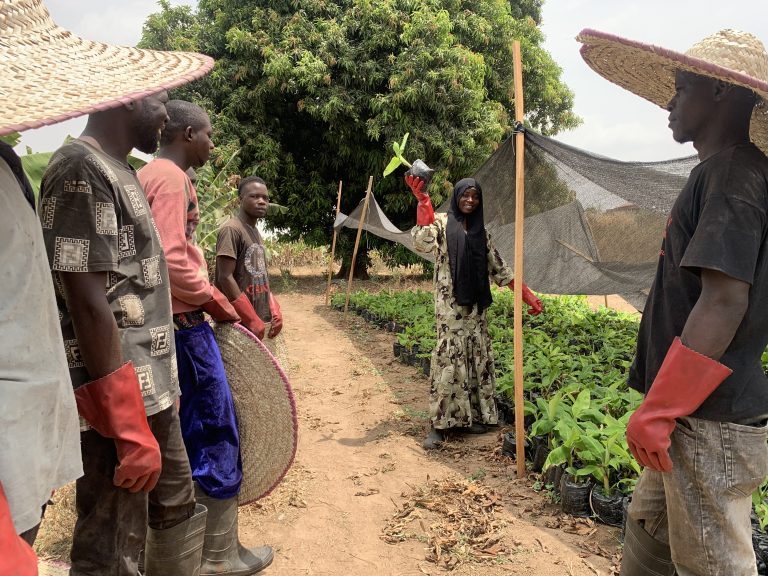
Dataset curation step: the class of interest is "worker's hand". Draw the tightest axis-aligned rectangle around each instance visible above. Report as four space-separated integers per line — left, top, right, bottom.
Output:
508 280 543 315
405 175 434 226
268 294 283 338
405 174 426 200
0 483 37 575
202 287 240 323
626 338 731 472
230 292 266 340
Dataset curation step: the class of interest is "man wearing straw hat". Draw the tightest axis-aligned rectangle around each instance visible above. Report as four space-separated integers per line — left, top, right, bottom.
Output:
578 29 768 574
0 0 209 573
0 0 218 573
215 176 284 343
139 100 274 575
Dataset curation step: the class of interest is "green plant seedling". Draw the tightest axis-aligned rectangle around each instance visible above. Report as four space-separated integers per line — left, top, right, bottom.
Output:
382 133 412 177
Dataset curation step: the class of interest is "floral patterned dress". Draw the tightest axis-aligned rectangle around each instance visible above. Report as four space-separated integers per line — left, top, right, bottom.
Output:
412 213 514 429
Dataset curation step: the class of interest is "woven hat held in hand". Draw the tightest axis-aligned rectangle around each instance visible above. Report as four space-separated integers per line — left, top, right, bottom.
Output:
214 322 298 505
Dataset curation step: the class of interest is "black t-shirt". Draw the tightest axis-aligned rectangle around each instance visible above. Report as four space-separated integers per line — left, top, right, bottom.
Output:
628 143 768 422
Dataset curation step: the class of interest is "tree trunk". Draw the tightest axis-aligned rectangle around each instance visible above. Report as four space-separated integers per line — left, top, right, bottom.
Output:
335 246 370 280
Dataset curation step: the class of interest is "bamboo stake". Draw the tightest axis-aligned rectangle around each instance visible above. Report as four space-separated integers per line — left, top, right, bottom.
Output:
512 40 527 479
344 176 374 315
325 180 344 305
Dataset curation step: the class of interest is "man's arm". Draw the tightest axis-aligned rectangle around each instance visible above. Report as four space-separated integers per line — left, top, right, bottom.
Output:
60 271 122 380
626 267 744 472
215 253 265 339
680 268 750 359
61 270 161 492
215 255 241 301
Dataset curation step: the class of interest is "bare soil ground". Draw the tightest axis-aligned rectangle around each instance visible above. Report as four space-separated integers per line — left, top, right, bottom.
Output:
38 271 627 575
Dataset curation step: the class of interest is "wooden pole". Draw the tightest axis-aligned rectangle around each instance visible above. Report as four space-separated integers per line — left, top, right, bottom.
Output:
325 180 344 305
512 40 527 479
344 176 373 315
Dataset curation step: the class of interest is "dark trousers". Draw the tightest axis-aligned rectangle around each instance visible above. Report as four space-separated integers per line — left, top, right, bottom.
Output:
19 510 43 545
69 404 195 576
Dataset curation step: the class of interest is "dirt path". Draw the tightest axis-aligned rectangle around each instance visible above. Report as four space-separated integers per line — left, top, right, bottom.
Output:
235 279 622 576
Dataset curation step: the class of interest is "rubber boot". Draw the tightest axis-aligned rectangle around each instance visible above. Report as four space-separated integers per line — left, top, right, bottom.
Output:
144 503 208 576
459 422 488 434
195 484 273 575
620 516 676 575
422 427 444 450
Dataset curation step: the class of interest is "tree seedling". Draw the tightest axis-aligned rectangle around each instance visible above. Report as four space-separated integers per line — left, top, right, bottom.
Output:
382 132 434 185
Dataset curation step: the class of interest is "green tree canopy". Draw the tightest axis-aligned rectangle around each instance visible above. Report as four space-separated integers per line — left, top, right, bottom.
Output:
140 0 578 272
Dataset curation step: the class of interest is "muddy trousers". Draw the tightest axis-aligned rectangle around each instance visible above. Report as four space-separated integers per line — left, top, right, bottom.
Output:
69 404 196 576
623 416 768 576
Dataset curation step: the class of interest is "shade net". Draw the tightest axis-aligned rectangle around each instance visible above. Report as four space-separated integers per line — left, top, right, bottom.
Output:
334 130 698 310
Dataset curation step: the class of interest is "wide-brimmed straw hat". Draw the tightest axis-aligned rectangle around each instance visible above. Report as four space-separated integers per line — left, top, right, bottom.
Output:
0 0 214 136
213 322 298 505
577 29 768 154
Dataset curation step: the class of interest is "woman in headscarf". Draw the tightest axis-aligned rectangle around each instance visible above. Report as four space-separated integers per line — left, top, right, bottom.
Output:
407 174 543 449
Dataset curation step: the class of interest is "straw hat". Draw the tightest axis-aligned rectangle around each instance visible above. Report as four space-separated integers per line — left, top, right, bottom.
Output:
0 0 214 136
577 29 768 154
213 322 298 505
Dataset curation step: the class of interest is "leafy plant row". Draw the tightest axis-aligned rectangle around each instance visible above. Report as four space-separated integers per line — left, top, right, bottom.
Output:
331 289 768 530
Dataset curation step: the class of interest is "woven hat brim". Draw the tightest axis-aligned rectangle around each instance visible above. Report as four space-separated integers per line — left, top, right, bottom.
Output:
213 322 298 505
0 14 214 136
577 28 768 155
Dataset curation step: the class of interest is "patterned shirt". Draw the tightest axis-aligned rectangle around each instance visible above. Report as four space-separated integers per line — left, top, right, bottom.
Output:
39 140 179 416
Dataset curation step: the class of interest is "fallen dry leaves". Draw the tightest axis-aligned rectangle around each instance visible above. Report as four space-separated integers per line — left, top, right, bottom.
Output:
382 477 510 570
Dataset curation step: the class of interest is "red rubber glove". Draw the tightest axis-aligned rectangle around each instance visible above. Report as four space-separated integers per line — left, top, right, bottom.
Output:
268 293 283 338
405 174 435 226
74 362 162 493
230 292 265 340
509 280 543 315
627 337 732 472
0 483 37 576
201 286 240 323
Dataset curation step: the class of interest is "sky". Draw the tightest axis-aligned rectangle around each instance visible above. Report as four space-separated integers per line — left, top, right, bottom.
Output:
18 0 768 161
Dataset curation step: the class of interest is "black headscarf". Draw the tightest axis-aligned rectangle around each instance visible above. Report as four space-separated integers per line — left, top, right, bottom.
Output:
446 178 492 313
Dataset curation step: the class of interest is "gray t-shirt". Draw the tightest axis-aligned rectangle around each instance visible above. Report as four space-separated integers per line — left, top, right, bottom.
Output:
40 140 179 416
0 152 82 534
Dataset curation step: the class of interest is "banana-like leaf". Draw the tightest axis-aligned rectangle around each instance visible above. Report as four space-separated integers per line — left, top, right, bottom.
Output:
267 202 288 215
20 151 52 196
382 156 403 177
399 132 409 153
0 133 21 147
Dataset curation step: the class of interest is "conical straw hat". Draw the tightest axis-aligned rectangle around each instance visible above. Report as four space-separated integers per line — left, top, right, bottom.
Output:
577 29 768 154
0 0 214 135
213 322 298 505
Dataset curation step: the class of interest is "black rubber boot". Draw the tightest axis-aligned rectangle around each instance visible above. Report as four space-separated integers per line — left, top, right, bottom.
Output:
195 484 273 576
422 427 444 450
144 503 208 576
620 516 676 575
460 422 488 434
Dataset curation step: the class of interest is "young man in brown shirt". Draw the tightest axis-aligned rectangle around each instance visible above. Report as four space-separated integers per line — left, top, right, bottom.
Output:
215 177 283 341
